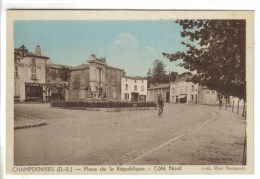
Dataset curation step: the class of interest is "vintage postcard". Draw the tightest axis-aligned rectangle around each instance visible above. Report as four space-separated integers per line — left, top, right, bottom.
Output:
5 10 254 175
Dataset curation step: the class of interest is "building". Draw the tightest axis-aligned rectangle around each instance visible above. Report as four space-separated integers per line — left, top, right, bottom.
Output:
170 75 199 104
198 86 218 104
121 76 147 102
69 54 126 101
14 46 148 103
14 45 50 102
45 64 71 102
147 83 170 103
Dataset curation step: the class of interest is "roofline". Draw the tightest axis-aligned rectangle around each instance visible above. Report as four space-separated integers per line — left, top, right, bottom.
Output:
106 65 124 71
148 86 170 90
46 64 72 69
70 66 89 71
122 76 147 80
14 51 49 59
87 60 107 66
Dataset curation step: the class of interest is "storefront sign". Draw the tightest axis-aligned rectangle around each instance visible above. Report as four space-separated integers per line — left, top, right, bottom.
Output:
25 83 45 87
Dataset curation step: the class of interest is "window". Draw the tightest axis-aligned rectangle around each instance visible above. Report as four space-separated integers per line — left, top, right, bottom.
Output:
191 94 194 100
125 84 128 90
15 58 20 65
14 66 18 78
191 85 194 91
142 80 143 83
31 67 37 79
125 93 129 99
135 80 136 83
141 85 144 91
134 85 137 91
31 58 36 65
113 90 117 99
126 78 127 81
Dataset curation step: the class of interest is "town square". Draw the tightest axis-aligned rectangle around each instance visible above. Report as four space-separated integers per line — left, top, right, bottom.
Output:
10 14 249 168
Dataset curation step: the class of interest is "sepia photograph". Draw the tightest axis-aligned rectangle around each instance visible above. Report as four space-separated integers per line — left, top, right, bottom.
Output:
5 10 254 174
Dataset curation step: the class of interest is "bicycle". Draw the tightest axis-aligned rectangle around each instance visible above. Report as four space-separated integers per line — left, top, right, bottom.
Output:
158 106 163 117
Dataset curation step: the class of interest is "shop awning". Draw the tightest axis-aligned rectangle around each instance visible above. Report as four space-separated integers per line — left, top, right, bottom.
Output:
178 95 186 98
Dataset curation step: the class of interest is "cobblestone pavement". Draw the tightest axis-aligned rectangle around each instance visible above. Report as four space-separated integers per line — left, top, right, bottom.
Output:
13 103 246 165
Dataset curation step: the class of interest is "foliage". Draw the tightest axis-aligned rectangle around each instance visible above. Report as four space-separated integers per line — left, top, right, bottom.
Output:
59 66 71 81
146 60 179 86
163 20 246 100
47 70 59 81
146 60 179 85
179 72 192 78
151 60 168 84
71 73 80 90
169 71 178 81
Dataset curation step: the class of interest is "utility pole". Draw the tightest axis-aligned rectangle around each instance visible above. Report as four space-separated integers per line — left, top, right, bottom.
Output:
169 70 171 83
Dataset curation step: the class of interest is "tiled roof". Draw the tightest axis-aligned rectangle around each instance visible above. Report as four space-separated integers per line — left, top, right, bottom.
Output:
148 83 170 90
123 76 146 80
46 63 72 69
106 65 124 71
14 48 49 59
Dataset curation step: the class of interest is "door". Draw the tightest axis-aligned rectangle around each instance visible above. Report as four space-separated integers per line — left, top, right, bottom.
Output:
166 92 170 103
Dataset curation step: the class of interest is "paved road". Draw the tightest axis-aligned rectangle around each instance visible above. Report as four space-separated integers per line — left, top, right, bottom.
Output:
14 103 230 165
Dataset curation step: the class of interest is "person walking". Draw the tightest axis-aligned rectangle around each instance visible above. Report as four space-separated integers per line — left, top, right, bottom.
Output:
219 97 223 109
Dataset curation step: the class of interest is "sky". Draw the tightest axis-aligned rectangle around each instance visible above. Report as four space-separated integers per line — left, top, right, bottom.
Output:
14 20 190 76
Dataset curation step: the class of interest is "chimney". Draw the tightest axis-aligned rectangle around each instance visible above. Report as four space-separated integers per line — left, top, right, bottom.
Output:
35 45 41 56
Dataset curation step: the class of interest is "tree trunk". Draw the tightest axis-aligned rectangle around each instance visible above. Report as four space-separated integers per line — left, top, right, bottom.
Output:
242 100 246 117
237 100 240 114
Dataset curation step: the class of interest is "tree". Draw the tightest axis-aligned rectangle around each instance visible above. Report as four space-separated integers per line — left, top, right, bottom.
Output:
151 60 168 84
162 20 246 101
146 68 152 88
169 71 178 82
59 66 71 82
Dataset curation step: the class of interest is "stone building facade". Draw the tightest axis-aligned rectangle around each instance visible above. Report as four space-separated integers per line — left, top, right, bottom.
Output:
147 83 170 103
69 54 126 101
14 45 49 102
121 76 147 102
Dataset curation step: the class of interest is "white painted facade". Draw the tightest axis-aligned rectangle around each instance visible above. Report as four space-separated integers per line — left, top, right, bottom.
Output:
121 76 147 102
198 86 218 104
170 79 199 104
14 45 49 102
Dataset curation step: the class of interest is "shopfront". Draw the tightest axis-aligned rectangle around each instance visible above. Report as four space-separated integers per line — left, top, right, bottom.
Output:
25 83 44 101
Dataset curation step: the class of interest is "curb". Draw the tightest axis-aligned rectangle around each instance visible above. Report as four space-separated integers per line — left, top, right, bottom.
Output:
14 112 47 130
14 122 47 130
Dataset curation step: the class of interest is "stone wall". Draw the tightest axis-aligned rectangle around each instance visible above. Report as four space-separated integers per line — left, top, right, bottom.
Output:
105 67 122 100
